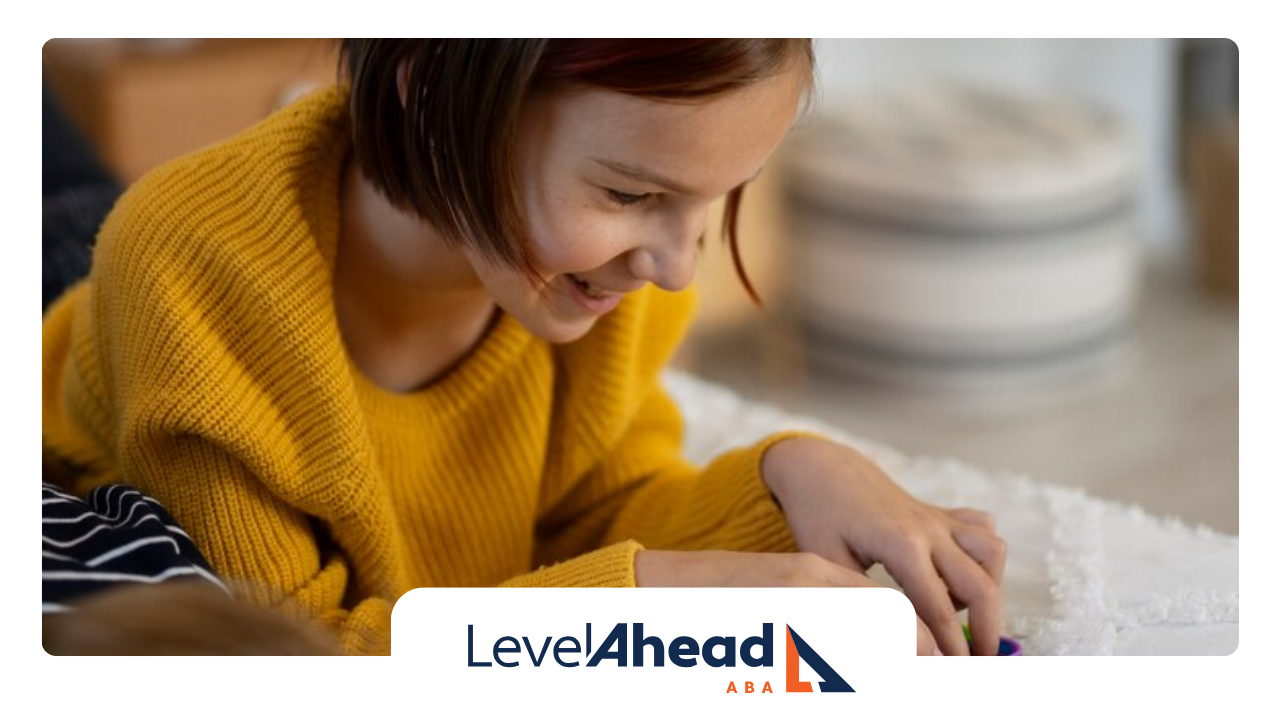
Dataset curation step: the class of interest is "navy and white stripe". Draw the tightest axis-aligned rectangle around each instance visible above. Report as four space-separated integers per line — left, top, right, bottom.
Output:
42 483 227 612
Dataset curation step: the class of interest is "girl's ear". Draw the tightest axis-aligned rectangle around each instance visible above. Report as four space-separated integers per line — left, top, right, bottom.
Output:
396 58 410 109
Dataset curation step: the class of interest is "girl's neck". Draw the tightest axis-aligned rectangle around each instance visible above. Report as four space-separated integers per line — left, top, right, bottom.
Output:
337 157 488 304
334 157 499 393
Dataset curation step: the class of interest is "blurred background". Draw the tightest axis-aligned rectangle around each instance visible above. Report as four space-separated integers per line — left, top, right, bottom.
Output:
42 39 1239 534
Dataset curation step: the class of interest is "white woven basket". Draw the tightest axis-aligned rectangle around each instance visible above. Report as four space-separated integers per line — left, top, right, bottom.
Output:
785 83 1141 388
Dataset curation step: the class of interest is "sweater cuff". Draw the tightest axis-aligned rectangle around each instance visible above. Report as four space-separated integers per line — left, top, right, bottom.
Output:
711 430 821 554
500 540 644 588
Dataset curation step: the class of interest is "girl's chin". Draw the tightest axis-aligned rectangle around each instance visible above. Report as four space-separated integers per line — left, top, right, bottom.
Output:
520 311 598 345
545 320 598 345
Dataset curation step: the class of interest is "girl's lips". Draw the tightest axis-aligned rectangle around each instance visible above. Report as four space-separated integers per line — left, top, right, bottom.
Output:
566 274 624 315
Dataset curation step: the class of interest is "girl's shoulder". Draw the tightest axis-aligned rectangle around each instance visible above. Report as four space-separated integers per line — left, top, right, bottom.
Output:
93 85 352 294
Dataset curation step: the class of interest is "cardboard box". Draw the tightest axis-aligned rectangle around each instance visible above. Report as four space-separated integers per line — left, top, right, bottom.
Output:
43 39 339 182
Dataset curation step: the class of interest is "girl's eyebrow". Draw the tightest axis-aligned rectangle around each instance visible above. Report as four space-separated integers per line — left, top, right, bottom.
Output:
591 157 765 196
591 157 696 195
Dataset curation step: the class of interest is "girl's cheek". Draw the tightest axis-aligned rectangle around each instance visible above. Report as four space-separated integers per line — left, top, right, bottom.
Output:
541 213 632 271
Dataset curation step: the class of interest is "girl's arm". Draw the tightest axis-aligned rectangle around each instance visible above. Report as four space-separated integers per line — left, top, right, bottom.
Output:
521 285 1004 654
507 381 946 655
759 435 1007 657
116 434 397 656
41 186 403 655
532 385 801 562
43 330 396 655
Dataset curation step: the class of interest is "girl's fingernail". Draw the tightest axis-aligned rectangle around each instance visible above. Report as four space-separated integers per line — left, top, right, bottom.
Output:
933 646 944 656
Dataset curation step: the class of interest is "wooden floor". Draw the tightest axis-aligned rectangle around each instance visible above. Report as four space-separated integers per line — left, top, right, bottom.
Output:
689 260 1240 535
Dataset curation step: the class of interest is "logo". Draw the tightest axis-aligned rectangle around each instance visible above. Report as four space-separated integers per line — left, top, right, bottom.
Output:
393 587 917 708
465 621 854 694
785 624 854 693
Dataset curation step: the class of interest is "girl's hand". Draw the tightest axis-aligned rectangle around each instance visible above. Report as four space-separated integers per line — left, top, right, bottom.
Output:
634 549 944 655
761 436 1007 656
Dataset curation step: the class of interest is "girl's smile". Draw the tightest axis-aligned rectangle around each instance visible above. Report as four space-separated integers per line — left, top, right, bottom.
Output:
563 273 627 315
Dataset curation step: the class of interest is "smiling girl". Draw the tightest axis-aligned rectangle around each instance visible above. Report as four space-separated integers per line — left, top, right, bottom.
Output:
42 39 1006 656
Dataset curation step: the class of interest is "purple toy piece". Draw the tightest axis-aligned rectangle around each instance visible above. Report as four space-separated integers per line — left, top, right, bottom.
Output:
997 636 1023 656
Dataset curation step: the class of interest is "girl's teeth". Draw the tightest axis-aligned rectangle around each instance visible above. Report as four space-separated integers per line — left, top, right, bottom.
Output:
573 275 605 299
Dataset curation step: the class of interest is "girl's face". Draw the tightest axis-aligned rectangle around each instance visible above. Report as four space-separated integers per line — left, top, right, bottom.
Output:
464 68 806 344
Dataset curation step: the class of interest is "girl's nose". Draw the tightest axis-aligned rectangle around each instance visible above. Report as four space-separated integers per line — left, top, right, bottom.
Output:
627 212 704 292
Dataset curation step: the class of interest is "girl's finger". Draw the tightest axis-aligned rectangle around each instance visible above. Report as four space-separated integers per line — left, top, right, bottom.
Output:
946 507 996 531
882 550 969 656
916 615 941 656
934 546 1001 656
836 557 939 656
807 536 868 576
951 522 1008 586
815 551 880 590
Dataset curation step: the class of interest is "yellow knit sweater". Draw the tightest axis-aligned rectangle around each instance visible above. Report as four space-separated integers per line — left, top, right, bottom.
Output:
41 85 799 655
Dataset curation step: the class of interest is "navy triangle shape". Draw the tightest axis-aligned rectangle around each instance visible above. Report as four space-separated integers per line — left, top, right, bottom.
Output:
787 624 855 693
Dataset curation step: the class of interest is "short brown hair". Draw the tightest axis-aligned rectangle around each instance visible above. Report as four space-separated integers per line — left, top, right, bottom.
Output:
341 39 814 302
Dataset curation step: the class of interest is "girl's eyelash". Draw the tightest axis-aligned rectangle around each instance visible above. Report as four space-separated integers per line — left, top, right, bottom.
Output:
606 189 654 207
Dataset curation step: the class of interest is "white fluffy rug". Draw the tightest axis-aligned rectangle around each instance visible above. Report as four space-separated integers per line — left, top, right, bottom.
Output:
667 371 1239 655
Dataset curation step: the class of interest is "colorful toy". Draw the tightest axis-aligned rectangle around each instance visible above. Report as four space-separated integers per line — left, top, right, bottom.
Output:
963 625 1023 656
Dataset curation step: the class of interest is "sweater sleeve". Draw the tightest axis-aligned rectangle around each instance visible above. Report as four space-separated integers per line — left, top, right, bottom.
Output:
45 288 393 655
40 142 409 653
524 385 805 585
126 434 395 656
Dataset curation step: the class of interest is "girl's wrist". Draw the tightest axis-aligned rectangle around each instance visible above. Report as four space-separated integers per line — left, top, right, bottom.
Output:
761 435 826 505
761 435 875 506
634 549 696 588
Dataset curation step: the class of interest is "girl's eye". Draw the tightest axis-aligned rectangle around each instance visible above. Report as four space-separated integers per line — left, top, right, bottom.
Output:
606 189 654 207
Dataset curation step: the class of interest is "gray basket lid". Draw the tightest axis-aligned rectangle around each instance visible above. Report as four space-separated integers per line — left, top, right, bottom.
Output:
786 82 1136 230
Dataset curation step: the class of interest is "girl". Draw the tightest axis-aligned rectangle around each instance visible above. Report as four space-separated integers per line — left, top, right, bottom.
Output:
41 39 1005 656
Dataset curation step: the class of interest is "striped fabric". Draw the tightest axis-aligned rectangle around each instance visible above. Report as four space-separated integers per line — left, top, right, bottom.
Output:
42 483 227 613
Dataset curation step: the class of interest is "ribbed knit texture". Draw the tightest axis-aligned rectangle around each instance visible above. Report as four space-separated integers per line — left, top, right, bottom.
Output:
41 85 801 655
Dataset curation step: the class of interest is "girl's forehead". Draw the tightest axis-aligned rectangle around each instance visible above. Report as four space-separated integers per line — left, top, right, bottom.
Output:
549 71 804 130
529 73 804 193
